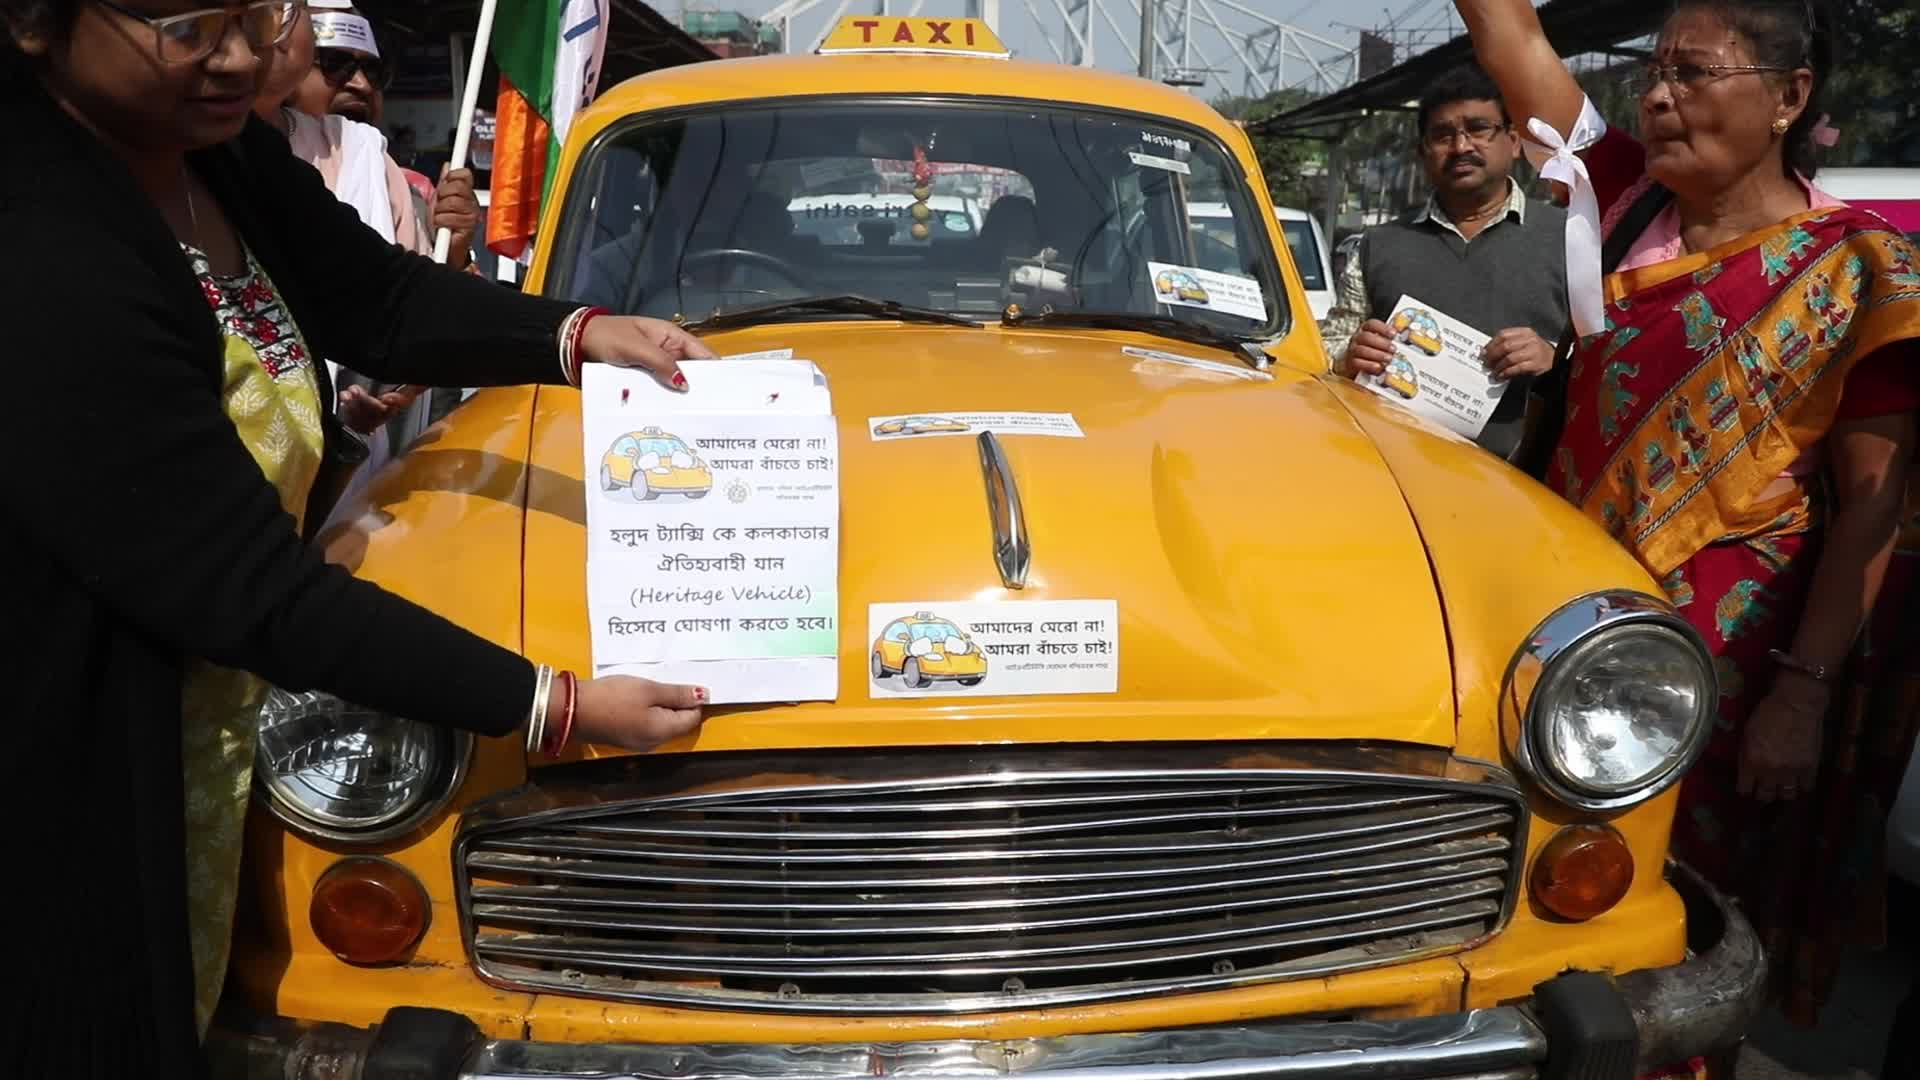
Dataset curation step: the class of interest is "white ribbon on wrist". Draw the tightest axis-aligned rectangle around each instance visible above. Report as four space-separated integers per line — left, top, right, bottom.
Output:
1521 100 1609 340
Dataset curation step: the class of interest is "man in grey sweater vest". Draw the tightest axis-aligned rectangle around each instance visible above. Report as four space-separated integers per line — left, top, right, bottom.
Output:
1324 66 1569 460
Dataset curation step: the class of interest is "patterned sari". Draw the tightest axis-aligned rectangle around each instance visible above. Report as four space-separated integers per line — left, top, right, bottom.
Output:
1547 206 1920 1024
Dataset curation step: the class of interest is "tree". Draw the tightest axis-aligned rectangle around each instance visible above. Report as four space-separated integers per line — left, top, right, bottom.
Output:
1215 89 1325 209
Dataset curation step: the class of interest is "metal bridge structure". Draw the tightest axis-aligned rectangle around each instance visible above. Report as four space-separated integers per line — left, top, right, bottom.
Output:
755 0 1361 98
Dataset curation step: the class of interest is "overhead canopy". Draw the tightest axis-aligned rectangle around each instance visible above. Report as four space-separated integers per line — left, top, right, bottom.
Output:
1253 0 1663 136
355 0 715 87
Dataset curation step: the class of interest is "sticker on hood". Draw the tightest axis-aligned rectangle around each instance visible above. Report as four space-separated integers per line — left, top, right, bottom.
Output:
868 411 1084 440
868 600 1118 698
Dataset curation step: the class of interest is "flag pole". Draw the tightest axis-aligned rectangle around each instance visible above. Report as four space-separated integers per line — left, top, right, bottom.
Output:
434 0 501 264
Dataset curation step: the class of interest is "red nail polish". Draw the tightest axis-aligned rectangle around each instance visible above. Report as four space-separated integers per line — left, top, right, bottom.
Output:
672 372 688 389
694 688 707 702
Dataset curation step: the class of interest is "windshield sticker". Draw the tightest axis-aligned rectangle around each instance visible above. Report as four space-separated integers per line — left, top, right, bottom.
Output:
868 411 1084 441
1146 261 1268 321
1140 131 1193 156
1122 345 1273 382
1128 151 1191 175
798 158 877 191
1357 293 1506 440
868 600 1119 698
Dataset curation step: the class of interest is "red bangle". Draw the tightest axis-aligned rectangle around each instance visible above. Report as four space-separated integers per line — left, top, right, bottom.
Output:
564 306 609 387
542 670 578 755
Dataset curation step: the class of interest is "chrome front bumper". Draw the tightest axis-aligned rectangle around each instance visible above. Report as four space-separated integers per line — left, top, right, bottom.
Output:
209 864 1763 1080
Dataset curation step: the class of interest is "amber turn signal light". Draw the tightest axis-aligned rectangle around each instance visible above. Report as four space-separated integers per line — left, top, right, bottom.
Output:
1529 823 1634 921
310 857 430 965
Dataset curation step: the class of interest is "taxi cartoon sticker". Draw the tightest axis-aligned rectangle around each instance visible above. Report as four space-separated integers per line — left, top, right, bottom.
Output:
1144 261 1268 321
868 412 1085 441
1381 356 1421 399
1389 307 1445 356
600 427 714 501
1153 268 1211 305
873 415 972 437
870 612 988 689
868 600 1119 697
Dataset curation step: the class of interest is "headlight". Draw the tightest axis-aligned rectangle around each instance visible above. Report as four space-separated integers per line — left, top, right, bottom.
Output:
1502 591 1715 811
254 689 472 843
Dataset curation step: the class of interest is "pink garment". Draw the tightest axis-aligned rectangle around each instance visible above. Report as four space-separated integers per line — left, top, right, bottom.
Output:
1615 173 1846 273
400 167 436 209
283 109 430 254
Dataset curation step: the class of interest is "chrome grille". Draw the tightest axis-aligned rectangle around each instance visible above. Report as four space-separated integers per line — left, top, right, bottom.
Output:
456 745 1525 1013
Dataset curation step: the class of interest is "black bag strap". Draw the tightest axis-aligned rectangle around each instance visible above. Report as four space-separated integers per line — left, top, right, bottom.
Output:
1511 183 1675 478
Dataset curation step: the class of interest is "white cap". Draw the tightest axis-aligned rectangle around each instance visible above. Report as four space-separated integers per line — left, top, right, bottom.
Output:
311 11 379 57
307 0 355 8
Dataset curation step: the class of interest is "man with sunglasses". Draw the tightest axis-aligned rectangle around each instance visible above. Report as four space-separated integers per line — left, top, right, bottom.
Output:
294 0 384 123
1325 64 1569 459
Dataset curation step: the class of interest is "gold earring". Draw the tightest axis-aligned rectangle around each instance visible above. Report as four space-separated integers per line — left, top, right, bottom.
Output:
1772 117 1791 135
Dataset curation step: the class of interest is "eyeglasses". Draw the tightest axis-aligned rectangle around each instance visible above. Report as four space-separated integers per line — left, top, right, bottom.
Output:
1631 62 1792 100
93 0 303 65
1422 119 1509 151
314 47 393 91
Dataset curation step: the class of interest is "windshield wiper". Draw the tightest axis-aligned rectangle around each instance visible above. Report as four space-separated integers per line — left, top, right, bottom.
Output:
683 294 982 332
999 308 1273 371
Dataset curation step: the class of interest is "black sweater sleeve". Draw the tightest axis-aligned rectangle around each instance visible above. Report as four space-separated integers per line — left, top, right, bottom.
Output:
226 120 583 389
3 182 534 739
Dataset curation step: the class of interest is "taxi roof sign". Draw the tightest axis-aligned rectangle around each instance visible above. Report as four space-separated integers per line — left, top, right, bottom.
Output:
816 16 1010 58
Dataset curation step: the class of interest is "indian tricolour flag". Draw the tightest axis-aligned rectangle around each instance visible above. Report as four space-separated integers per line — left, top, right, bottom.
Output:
486 0 607 261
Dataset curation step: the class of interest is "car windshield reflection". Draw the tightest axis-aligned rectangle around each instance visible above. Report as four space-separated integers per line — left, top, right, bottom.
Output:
552 101 1285 338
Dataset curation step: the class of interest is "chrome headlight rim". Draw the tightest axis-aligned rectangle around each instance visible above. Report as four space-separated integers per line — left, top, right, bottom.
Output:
1501 590 1716 813
252 691 475 845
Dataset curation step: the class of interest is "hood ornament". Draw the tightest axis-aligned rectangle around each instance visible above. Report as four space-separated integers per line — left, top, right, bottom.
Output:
977 431 1031 589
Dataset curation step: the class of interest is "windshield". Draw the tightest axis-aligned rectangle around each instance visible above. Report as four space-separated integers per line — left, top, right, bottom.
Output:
1280 220 1326 291
552 101 1285 334
909 622 964 642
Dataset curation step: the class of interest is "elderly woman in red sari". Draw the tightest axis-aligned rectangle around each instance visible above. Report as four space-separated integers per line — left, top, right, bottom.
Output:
1454 0 1920 1031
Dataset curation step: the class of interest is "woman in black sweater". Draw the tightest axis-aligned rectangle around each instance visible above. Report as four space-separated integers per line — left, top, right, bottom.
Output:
1 2 712 1074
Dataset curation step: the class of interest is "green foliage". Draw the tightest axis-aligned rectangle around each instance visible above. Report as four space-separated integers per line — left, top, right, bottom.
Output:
1215 89 1324 209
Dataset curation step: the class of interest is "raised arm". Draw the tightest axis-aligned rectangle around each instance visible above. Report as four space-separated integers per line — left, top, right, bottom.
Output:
1452 0 1587 140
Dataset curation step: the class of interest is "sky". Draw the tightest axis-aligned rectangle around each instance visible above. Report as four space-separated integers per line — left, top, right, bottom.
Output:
715 0 1449 95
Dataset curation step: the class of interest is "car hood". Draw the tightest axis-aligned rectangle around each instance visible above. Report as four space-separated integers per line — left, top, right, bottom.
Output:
521 325 1456 758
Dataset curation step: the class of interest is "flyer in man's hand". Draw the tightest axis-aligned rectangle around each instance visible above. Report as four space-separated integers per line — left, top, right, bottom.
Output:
1359 294 1506 440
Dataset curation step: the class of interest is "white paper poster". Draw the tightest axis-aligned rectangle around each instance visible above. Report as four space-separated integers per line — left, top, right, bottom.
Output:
1147 261 1268 321
868 412 1084 441
1359 294 1507 440
583 362 839 704
867 601 1119 698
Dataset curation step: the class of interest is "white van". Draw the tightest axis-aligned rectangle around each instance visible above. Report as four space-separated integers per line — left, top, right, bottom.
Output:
1273 206 1335 322
1187 203 1335 322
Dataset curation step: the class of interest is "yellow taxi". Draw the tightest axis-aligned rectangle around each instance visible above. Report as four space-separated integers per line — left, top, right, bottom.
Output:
215 17 1763 1080
599 426 713 500
871 612 989 687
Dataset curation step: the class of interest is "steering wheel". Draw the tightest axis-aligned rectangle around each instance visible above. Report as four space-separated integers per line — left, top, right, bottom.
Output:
678 248 809 290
